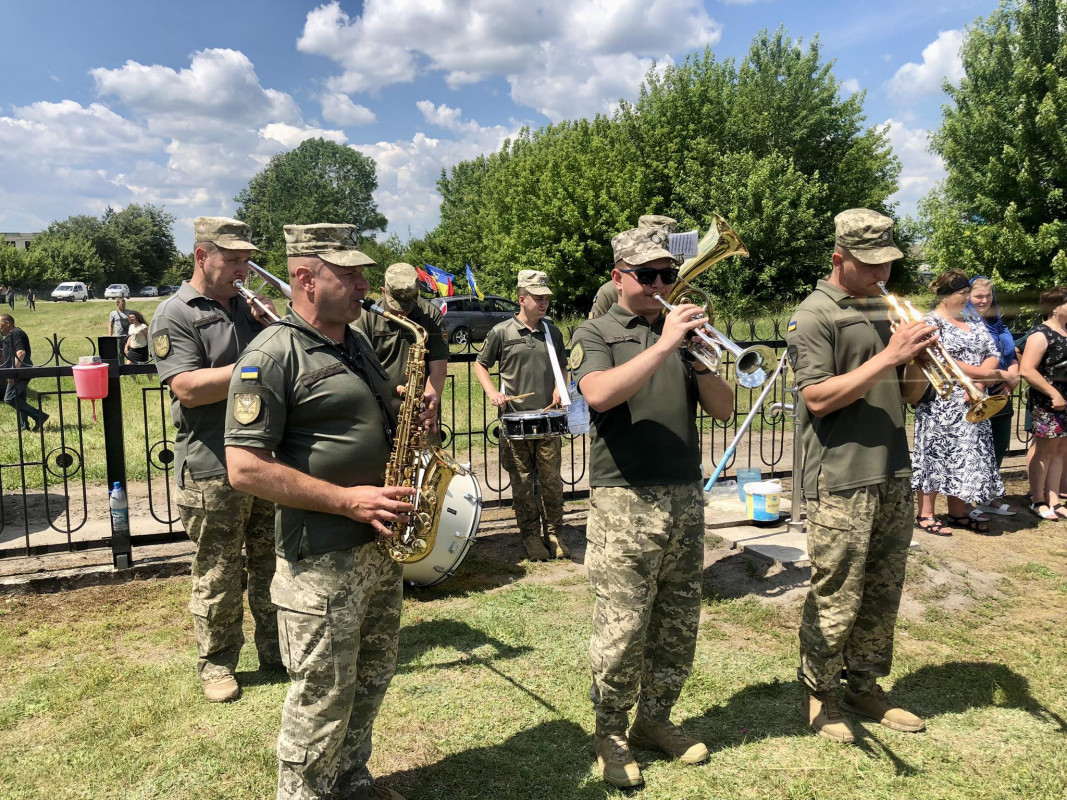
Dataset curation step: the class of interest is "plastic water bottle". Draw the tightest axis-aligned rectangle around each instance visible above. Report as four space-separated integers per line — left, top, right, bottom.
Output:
567 381 590 434
109 481 129 534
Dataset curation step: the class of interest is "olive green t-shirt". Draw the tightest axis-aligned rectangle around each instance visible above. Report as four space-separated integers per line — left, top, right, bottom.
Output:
352 298 449 393
571 304 702 487
476 315 566 412
223 308 395 562
150 282 264 486
787 279 911 496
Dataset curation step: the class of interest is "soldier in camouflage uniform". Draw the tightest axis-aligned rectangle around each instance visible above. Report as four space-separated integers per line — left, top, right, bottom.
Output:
474 270 570 560
150 217 280 703
787 209 934 743
587 215 677 320
570 223 734 788
354 262 449 448
226 223 423 800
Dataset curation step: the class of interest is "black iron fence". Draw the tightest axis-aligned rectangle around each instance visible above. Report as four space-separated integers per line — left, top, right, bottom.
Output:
0 315 1040 565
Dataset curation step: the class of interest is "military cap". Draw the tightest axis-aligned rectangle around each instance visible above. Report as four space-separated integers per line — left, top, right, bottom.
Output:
517 269 552 296
834 209 903 264
194 216 258 251
383 262 420 311
612 225 679 266
638 214 678 232
283 223 376 267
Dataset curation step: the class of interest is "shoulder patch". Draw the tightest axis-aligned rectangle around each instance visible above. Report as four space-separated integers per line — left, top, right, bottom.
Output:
568 342 585 371
240 366 260 381
787 319 797 333
152 331 171 359
233 392 262 425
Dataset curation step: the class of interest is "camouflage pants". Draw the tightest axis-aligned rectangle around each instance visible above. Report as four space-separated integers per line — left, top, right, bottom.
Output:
799 477 912 693
500 436 564 539
272 545 403 800
586 483 705 734
177 471 279 680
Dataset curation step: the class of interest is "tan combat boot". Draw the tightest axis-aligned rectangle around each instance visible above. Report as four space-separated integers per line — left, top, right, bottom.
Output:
842 684 926 732
522 534 551 560
202 675 240 703
806 690 855 743
545 533 570 559
629 718 709 764
593 732 643 788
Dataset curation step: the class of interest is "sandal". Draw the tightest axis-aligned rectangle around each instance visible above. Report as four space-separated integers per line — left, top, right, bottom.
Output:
945 514 1000 535
1029 501 1060 522
1052 503 1067 520
967 508 991 523
916 516 952 536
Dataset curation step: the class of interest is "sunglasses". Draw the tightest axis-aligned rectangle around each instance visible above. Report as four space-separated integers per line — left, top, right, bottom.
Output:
619 267 679 286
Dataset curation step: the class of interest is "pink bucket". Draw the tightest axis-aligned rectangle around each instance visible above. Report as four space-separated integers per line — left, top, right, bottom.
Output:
72 362 109 400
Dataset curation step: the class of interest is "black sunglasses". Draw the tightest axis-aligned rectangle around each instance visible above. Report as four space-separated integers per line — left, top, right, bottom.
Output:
619 267 679 286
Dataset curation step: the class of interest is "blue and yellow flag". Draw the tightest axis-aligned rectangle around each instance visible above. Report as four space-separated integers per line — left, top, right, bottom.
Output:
424 264 455 297
465 263 484 300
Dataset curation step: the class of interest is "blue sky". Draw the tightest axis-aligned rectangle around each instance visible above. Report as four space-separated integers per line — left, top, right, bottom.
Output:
0 0 996 251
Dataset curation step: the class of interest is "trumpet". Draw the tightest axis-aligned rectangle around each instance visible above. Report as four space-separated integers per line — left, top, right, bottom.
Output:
233 261 293 323
877 282 1006 423
653 285 777 389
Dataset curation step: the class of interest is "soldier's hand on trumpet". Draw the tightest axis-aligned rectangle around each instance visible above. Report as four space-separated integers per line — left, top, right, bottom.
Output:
883 319 939 367
341 485 416 538
659 302 714 351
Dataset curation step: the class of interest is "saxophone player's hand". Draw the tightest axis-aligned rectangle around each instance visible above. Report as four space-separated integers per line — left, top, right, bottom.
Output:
344 486 416 537
419 391 439 432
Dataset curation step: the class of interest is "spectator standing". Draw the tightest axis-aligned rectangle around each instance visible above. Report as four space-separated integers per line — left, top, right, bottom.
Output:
0 314 49 431
108 297 130 337
124 309 151 383
26 288 35 311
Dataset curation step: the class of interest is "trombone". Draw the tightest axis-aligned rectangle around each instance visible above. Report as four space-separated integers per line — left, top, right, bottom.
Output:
877 282 1007 423
233 261 293 323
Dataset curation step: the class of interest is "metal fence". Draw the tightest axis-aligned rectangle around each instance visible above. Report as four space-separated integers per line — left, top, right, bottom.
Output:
0 315 1040 565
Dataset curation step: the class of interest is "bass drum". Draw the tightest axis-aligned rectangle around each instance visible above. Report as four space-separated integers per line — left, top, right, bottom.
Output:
402 469 483 588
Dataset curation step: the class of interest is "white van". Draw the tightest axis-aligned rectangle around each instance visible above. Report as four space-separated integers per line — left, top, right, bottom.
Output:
51 281 89 302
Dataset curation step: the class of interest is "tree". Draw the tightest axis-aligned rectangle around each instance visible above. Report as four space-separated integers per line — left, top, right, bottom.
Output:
921 0 1067 288
234 138 388 267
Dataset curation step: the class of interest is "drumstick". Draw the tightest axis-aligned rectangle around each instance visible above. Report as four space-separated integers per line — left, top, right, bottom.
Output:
503 392 534 402
541 401 561 411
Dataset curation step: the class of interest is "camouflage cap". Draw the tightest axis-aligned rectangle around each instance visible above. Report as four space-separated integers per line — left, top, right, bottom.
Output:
383 262 420 311
638 214 678 233
834 209 903 264
612 225 680 266
194 217 258 251
517 269 553 296
283 223 376 267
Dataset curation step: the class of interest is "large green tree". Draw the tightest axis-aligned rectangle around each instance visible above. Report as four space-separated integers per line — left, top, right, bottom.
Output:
921 0 1067 288
234 138 388 270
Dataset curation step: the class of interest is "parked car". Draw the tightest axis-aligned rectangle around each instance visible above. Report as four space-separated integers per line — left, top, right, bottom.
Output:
104 284 130 299
50 281 89 302
139 286 159 297
430 294 520 345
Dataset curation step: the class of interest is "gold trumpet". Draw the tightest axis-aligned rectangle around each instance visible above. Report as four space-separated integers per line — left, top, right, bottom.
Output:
877 282 1007 423
655 214 776 389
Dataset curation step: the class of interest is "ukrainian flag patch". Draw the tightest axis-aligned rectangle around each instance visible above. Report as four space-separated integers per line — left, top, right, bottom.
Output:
787 319 797 333
241 366 260 381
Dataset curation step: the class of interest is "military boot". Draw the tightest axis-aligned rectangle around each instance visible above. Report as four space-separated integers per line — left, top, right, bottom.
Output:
842 684 926 732
593 732 643 788
629 718 709 764
806 690 855 743
545 533 570 559
522 534 551 561
202 675 240 703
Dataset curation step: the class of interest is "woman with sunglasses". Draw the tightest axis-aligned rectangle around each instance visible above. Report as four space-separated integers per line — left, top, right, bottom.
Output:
570 223 733 789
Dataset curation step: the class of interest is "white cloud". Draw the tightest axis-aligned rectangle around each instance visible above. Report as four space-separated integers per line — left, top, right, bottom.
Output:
840 78 861 95
884 118 945 218
416 101 482 134
298 0 720 121
260 122 347 148
886 29 964 103
320 93 377 126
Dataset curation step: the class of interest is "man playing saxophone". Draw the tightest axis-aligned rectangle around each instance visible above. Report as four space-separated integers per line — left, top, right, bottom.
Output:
787 208 934 744
225 223 422 800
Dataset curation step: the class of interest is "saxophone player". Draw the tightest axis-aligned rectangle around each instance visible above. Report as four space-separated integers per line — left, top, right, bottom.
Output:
225 223 422 800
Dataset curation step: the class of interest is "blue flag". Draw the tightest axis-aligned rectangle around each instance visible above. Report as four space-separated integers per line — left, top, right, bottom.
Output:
465 263 484 300
424 264 455 297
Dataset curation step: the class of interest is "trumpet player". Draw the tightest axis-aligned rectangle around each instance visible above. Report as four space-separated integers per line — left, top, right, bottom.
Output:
787 208 933 744
571 223 732 788
149 216 280 703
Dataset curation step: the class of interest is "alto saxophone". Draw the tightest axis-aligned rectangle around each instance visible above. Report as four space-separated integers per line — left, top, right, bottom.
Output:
361 299 474 563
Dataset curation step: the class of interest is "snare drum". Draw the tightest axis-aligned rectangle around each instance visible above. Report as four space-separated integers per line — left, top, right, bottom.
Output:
499 409 569 440
402 469 483 588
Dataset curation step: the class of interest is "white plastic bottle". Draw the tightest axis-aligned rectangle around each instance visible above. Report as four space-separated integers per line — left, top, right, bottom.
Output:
109 481 129 534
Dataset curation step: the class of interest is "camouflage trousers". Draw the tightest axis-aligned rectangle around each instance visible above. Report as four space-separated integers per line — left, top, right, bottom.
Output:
500 435 564 539
799 477 913 693
272 545 403 800
586 483 705 734
177 471 279 680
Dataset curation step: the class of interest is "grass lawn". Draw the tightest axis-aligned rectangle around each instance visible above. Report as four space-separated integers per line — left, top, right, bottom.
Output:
1 480 1065 799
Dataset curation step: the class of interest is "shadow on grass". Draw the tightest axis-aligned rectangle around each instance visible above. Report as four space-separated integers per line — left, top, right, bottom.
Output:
701 548 810 603
384 719 616 800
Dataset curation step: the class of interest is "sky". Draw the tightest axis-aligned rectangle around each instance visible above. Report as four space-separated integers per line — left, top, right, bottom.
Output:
0 0 996 252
